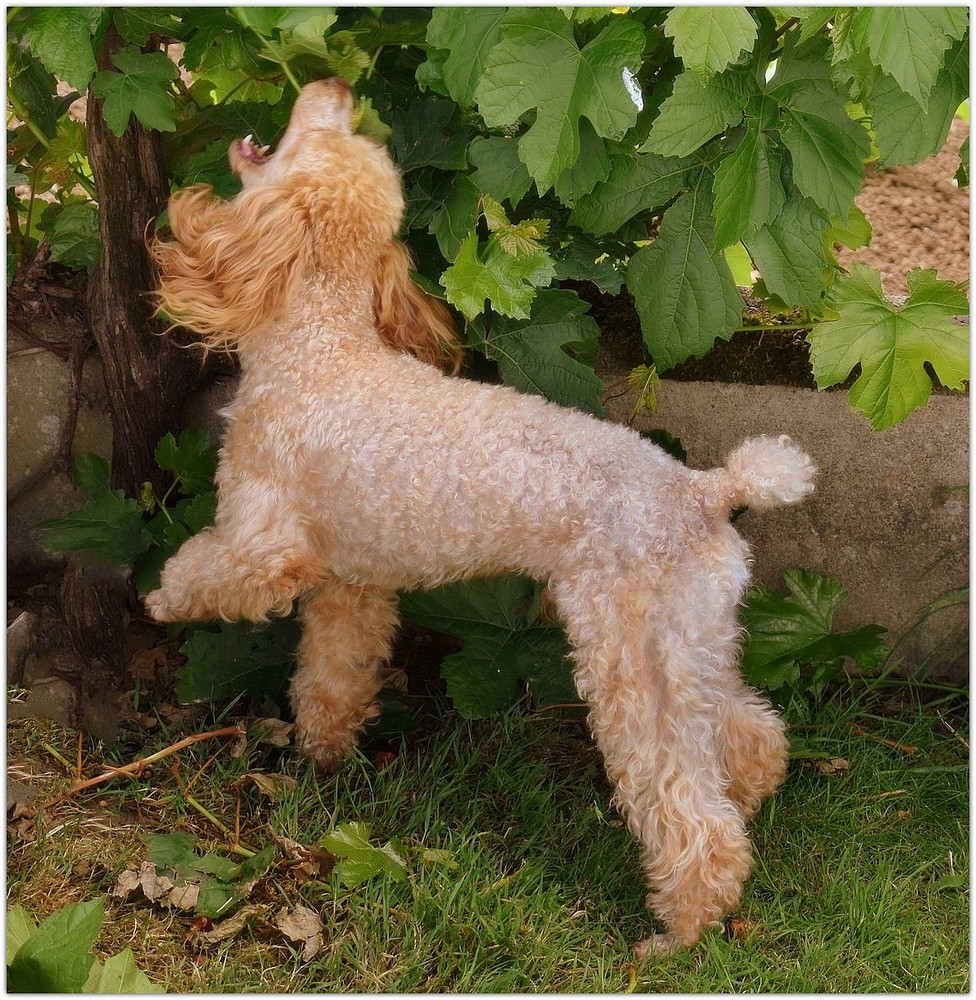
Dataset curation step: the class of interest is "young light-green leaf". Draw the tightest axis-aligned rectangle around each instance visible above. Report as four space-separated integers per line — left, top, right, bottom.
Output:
626 183 742 371
664 6 758 78
808 264 970 429
322 822 407 887
475 9 645 191
441 231 555 321
84 949 164 994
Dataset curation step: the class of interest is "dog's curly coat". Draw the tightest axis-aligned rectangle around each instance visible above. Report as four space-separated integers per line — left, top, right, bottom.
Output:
147 79 816 955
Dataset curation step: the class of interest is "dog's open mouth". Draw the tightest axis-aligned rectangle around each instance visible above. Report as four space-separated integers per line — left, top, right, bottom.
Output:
237 133 272 164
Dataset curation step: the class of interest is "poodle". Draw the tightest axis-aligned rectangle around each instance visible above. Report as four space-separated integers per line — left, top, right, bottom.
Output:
146 78 816 955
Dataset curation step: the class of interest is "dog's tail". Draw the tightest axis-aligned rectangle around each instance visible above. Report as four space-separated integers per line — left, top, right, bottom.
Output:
697 435 816 514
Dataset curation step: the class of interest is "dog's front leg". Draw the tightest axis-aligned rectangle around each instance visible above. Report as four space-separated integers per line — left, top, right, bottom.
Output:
145 526 323 623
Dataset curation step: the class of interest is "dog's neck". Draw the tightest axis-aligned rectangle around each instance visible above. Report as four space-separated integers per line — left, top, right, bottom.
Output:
237 269 380 368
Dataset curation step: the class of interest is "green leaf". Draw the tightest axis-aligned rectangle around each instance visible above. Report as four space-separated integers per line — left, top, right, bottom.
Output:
45 202 100 272
569 151 696 236
468 136 533 208
6 905 37 964
956 135 969 188
84 948 164 994
711 113 786 250
740 569 887 692
441 230 555 321
113 7 185 46
626 182 743 371
847 6 968 108
642 65 755 157
176 618 301 703
475 9 646 191
430 174 481 262
154 429 219 495
22 7 107 92
553 236 625 295
552 118 612 206
390 96 468 173
664 6 758 78
321 822 407 887
424 7 510 109
471 289 605 414
808 264 970 429
39 456 151 568
868 36 969 168
7 898 103 993
771 75 871 219
744 193 830 314
90 47 178 136
400 576 573 718
144 831 201 878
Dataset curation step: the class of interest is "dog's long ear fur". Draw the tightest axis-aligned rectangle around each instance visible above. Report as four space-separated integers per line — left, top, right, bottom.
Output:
373 241 463 373
152 184 313 351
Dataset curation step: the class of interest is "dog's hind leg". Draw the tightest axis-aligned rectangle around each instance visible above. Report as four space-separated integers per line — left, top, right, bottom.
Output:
551 571 753 955
289 579 400 769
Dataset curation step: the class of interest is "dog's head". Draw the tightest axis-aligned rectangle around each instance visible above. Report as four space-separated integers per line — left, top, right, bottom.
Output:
152 79 460 368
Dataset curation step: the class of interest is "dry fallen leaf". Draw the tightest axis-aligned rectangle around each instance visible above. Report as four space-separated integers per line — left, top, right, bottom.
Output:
249 717 295 748
274 904 325 961
112 861 175 902
191 904 268 948
237 771 298 802
726 917 759 940
815 757 850 776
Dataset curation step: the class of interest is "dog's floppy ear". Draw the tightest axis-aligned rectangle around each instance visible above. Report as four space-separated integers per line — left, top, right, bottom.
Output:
152 184 313 350
372 241 463 373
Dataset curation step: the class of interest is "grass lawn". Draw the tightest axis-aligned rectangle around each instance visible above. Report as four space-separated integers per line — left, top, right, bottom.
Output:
6 686 968 993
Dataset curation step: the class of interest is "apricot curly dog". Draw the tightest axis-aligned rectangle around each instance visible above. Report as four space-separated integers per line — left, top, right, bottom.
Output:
146 79 816 955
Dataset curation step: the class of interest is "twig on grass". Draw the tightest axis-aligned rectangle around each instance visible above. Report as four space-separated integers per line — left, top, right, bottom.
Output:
40 725 244 809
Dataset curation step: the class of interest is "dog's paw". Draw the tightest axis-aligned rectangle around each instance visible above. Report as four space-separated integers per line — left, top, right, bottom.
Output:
144 588 174 623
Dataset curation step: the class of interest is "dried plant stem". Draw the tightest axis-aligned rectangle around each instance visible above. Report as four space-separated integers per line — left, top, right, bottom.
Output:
41 725 243 809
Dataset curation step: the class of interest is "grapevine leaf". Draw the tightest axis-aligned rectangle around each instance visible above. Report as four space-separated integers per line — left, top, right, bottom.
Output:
552 118 612 207
471 288 605 414
642 65 756 157
90 47 178 136
957 136 969 188
711 111 786 250
740 569 887 691
847 6 968 109
176 619 301 703
868 36 969 168
771 76 871 219
400 576 572 719
22 7 107 92
46 202 100 273
626 183 742 371
441 231 554 321
743 193 830 314
423 7 509 109
553 236 625 295
113 8 185 46
154 429 219 495
569 151 696 236
468 136 533 208
808 264 970 429
390 96 467 172
39 454 151 567
430 174 481 261
664 6 758 78
475 9 646 191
